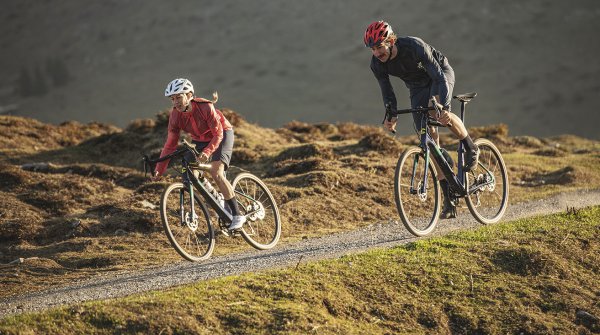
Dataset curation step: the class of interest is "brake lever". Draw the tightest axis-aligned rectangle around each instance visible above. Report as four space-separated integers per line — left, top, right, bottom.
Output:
430 97 442 117
142 155 149 177
383 104 397 134
429 97 453 128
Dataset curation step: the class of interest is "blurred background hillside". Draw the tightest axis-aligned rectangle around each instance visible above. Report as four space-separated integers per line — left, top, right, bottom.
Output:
1 0 599 138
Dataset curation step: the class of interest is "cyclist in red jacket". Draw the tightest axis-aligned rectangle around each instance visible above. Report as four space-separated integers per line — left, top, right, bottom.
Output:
152 78 246 230
365 21 479 219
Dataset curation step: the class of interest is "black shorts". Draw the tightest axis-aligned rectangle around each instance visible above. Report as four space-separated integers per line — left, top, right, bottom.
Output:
409 65 455 128
184 129 234 170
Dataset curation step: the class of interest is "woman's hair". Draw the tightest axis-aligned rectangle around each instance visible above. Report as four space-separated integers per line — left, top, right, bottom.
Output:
385 33 397 45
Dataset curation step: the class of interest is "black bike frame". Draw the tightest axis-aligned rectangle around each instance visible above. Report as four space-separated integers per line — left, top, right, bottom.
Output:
390 105 468 197
184 161 233 224
143 147 233 224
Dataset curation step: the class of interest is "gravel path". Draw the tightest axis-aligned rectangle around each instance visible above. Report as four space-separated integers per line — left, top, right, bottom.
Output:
1 189 599 318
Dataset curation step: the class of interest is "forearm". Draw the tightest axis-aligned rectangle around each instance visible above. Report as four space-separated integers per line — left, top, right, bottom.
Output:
155 130 180 175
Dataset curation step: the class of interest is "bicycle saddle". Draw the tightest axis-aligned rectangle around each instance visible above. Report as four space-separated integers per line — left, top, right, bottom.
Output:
453 92 477 103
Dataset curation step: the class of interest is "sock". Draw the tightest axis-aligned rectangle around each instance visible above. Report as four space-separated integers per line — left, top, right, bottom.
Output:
225 198 240 216
439 179 450 200
461 135 477 152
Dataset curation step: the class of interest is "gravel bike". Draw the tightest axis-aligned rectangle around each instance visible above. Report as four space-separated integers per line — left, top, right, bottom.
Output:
386 93 509 236
143 139 281 261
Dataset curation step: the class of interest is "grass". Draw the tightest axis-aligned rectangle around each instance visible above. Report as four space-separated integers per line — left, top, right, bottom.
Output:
2 206 598 334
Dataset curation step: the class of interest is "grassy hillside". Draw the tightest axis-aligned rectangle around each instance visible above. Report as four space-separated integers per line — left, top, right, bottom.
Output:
1 1 599 139
1 111 600 300
1 206 598 334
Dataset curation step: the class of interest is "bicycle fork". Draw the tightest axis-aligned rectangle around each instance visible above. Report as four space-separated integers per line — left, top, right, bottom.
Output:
179 181 199 230
409 151 430 200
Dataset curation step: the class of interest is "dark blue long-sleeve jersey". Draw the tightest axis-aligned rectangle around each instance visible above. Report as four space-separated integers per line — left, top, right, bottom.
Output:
370 36 453 111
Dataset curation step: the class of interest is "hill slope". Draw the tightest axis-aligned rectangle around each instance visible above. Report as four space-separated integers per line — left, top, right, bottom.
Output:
1 0 600 138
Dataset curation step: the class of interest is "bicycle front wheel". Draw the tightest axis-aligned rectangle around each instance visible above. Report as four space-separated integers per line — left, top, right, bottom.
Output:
160 182 215 261
394 146 441 236
232 172 281 250
465 138 509 224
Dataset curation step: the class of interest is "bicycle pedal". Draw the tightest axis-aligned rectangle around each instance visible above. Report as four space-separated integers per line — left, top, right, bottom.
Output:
440 207 457 219
229 230 242 237
220 229 231 237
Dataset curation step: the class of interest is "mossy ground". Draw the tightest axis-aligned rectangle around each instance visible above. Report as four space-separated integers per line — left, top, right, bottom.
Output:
1 206 598 334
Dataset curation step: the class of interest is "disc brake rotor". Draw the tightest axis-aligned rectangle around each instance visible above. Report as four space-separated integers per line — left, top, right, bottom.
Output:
184 212 199 232
246 201 266 221
417 181 428 202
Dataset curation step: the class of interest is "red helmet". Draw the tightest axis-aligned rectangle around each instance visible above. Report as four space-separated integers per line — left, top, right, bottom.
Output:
364 21 394 48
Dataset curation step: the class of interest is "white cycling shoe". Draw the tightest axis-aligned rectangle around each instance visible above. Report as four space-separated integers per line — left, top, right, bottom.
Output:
229 215 246 230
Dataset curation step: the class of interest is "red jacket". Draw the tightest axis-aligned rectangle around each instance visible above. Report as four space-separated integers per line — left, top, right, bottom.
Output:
155 98 233 175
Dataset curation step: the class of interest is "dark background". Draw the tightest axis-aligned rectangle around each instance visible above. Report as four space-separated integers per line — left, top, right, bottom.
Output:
2 0 599 138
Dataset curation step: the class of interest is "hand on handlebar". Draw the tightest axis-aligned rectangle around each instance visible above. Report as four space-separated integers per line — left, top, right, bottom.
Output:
437 109 452 126
384 117 398 133
150 170 162 182
430 97 452 127
197 152 210 163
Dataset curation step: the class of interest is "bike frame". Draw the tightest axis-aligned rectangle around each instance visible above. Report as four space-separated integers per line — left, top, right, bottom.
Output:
143 146 233 224
416 112 467 197
183 160 233 224
389 98 484 198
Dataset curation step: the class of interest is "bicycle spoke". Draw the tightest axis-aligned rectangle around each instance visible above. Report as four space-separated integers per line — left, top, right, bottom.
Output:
160 183 215 262
466 139 509 224
232 173 281 250
394 147 440 236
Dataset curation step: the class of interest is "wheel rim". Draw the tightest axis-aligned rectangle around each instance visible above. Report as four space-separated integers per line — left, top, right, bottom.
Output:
234 175 280 249
466 141 509 223
162 184 214 261
395 148 440 236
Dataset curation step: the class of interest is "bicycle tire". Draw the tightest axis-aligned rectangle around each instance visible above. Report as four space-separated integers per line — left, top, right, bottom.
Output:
465 138 509 224
232 172 281 250
394 146 441 236
160 182 215 261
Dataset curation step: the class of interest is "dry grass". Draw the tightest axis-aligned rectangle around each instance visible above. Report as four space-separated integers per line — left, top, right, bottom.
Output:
1 114 600 299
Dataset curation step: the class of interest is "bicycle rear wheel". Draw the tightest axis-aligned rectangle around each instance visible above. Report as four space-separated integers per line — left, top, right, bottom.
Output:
394 146 441 236
465 139 509 224
160 182 215 261
232 172 281 250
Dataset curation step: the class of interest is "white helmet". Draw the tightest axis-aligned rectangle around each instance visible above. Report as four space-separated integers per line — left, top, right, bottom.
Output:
164 78 194 97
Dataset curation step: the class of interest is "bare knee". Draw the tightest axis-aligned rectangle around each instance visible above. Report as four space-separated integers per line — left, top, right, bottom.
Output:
210 167 225 182
429 126 440 143
429 126 438 137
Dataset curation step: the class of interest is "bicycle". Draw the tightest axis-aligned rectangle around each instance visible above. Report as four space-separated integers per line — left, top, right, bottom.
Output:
385 93 509 236
143 139 281 261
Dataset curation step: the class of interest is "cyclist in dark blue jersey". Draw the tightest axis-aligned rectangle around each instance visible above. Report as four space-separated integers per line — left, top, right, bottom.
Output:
364 20 479 219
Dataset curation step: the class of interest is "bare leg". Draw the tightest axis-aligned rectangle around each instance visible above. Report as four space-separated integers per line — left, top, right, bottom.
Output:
209 161 234 200
446 114 469 140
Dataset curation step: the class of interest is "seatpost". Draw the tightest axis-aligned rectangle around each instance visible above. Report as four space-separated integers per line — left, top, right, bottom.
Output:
460 101 466 123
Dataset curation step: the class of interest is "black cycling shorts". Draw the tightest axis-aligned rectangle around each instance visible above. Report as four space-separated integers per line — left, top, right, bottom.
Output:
184 129 234 170
409 64 455 128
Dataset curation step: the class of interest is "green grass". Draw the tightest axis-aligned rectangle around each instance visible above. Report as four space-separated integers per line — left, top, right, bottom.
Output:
506 150 600 203
2 206 599 334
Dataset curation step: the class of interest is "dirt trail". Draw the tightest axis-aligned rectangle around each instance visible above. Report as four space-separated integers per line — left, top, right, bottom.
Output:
1 189 599 319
